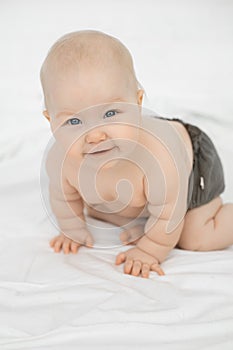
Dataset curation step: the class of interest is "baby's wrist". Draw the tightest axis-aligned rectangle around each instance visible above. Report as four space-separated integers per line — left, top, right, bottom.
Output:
136 235 172 263
57 215 87 231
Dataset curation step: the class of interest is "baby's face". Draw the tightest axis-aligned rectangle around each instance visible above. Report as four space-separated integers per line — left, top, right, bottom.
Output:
44 64 143 167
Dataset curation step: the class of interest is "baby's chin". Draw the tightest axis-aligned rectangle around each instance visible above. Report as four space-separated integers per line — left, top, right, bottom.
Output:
98 158 121 170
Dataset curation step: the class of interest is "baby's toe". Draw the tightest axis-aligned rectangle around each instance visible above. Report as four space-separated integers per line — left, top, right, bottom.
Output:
120 230 131 244
120 225 144 245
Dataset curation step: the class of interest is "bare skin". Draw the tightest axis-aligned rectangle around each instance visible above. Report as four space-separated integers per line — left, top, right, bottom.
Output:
42 31 233 278
50 196 233 278
47 122 233 278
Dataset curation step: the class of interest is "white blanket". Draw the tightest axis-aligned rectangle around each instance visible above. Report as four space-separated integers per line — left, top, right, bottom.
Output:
0 1 233 349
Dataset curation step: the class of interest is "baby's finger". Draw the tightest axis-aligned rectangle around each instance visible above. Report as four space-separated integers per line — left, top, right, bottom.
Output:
50 235 61 247
54 239 63 253
131 260 142 276
124 258 134 274
85 236 94 248
71 241 81 253
115 252 126 265
151 263 165 276
141 263 150 278
63 238 71 254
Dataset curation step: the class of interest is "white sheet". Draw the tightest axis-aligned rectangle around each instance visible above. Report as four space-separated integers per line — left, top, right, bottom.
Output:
1 1 233 349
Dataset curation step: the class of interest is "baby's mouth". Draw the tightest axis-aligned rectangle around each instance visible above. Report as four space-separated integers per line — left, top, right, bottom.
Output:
84 146 116 156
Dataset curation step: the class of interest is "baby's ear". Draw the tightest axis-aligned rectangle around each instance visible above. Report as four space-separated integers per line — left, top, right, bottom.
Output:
43 110 51 122
137 89 144 106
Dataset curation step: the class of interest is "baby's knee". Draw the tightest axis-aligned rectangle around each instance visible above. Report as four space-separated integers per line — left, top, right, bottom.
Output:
177 229 201 251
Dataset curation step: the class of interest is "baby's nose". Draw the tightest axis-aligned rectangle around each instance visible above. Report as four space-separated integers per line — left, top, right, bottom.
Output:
85 128 107 143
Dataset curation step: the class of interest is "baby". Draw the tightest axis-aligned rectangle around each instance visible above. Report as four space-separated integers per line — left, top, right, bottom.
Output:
40 30 233 278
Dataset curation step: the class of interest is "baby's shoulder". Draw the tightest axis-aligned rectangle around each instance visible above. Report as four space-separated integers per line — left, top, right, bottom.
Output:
141 116 193 169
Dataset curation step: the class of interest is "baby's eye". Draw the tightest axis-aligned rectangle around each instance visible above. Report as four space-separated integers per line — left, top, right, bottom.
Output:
66 118 82 126
104 110 119 119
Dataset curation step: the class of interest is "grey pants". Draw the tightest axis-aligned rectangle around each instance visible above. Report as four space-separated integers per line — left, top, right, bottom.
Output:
175 119 225 210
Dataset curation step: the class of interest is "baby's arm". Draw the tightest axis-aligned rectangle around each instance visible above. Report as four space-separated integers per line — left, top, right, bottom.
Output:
46 146 93 253
137 180 186 258
116 131 191 277
116 203 184 278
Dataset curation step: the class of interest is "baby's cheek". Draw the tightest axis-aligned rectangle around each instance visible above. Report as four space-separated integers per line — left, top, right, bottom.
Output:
54 130 82 156
110 124 137 138
65 142 83 159
111 125 138 150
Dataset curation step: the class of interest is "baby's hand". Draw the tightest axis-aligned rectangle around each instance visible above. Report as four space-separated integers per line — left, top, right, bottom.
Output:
50 229 94 254
115 247 165 278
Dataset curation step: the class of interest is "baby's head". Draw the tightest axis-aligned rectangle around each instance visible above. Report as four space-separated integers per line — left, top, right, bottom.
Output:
40 30 143 125
40 30 144 166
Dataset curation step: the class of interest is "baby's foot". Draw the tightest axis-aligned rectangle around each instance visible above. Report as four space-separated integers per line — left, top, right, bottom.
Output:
120 224 145 245
50 230 93 254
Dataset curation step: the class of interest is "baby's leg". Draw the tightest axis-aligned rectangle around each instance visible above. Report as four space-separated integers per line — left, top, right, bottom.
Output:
87 206 145 245
178 197 233 251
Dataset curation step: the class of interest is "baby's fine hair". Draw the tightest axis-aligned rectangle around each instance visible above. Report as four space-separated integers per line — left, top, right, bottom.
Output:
40 30 143 101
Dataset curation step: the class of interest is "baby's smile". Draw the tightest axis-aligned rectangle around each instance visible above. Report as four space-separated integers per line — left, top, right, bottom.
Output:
84 145 117 156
